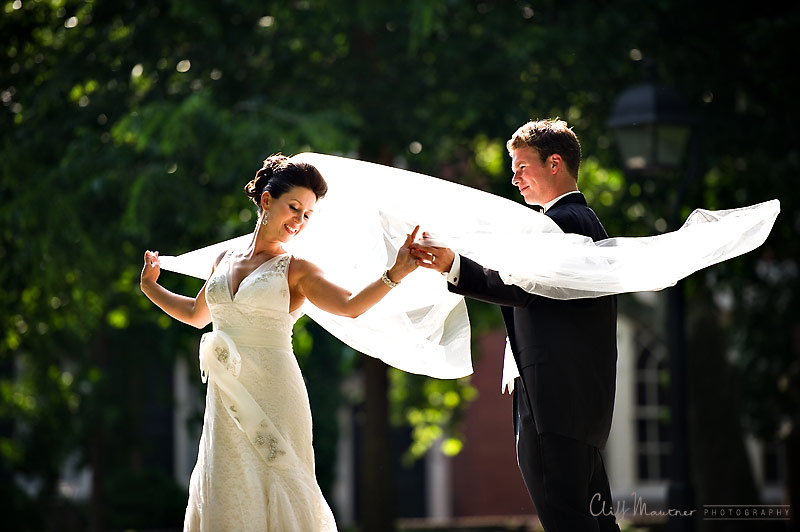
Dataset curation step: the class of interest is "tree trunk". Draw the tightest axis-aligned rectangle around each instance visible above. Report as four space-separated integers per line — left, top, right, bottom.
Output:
88 327 108 532
354 143 398 531
780 319 800 532
88 424 105 532
782 423 800 532
359 356 395 531
686 294 763 532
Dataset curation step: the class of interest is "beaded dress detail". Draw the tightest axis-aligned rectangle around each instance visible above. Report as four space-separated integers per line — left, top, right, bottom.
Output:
183 252 336 531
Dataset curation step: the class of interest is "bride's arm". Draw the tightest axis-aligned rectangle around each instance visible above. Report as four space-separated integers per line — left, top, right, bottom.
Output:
293 226 419 318
140 249 220 329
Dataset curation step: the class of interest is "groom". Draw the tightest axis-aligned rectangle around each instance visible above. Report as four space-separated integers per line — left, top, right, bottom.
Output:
412 119 620 531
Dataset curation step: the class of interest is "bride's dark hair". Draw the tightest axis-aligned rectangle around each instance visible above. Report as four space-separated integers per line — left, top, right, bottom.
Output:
244 154 328 211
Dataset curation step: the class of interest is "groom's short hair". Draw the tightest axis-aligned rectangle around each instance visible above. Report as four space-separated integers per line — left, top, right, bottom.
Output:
507 119 582 180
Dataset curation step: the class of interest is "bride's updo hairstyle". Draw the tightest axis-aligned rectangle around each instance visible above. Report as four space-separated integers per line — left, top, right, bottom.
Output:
244 154 328 213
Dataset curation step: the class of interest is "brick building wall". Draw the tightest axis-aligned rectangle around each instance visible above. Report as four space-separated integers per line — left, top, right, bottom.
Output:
451 329 536 517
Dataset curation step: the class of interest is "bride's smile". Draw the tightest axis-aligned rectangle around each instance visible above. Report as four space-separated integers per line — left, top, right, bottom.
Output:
261 186 317 241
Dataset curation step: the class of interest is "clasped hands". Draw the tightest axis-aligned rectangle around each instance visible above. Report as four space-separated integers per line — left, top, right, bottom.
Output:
389 226 454 283
408 231 455 275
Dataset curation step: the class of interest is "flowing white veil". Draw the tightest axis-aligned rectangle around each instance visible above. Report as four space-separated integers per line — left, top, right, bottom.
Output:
159 153 780 380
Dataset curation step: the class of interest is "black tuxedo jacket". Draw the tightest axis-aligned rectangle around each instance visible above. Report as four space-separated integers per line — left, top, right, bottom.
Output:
450 193 618 449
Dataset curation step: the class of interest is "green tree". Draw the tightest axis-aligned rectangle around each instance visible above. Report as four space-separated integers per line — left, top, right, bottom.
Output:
3 1 799 530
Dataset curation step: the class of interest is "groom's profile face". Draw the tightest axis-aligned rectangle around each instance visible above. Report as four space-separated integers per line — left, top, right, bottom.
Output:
511 146 552 206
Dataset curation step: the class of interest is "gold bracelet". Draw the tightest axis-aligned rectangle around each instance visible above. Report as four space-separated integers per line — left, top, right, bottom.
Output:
381 270 399 288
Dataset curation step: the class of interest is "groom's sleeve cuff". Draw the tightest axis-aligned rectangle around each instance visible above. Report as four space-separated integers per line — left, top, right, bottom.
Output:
447 253 461 285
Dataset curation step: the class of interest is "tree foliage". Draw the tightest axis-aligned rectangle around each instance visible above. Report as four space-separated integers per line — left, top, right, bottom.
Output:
2 0 799 528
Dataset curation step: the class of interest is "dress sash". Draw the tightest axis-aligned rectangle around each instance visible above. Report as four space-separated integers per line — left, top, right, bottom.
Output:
199 330 296 469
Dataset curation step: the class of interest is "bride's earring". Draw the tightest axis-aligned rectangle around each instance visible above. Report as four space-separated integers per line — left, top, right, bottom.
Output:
261 211 270 227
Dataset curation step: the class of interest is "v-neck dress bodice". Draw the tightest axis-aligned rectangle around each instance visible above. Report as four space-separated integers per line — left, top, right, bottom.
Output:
204 253 302 341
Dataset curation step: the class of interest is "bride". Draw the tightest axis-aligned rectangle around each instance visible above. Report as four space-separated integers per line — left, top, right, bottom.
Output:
140 154 419 531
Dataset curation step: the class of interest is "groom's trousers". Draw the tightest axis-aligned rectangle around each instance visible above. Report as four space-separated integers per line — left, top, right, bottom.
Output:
514 385 620 532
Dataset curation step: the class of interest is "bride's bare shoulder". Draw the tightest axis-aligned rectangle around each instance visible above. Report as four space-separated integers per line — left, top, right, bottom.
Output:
287 256 323 280
204 249 231 281
214 249 229 266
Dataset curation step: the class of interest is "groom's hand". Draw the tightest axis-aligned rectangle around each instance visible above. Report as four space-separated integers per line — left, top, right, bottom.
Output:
409 232 455 275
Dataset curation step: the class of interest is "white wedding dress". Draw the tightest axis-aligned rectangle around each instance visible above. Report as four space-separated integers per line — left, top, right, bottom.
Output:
183 251 337 531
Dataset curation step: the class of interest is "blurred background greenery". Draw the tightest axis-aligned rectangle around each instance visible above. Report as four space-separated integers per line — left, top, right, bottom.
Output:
1 1 798 530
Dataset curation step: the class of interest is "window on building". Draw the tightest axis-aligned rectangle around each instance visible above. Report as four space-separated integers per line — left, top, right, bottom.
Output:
634 329 671 483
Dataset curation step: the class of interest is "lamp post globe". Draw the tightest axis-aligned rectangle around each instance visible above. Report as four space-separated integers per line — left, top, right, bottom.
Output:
607 68 693 175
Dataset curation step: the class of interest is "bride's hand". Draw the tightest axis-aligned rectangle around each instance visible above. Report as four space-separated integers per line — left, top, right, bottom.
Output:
141 250 161 288
387 225 420 283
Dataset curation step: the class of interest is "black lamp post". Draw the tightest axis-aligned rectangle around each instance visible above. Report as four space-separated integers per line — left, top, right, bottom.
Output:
608 63 697 532
607 60 693 175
